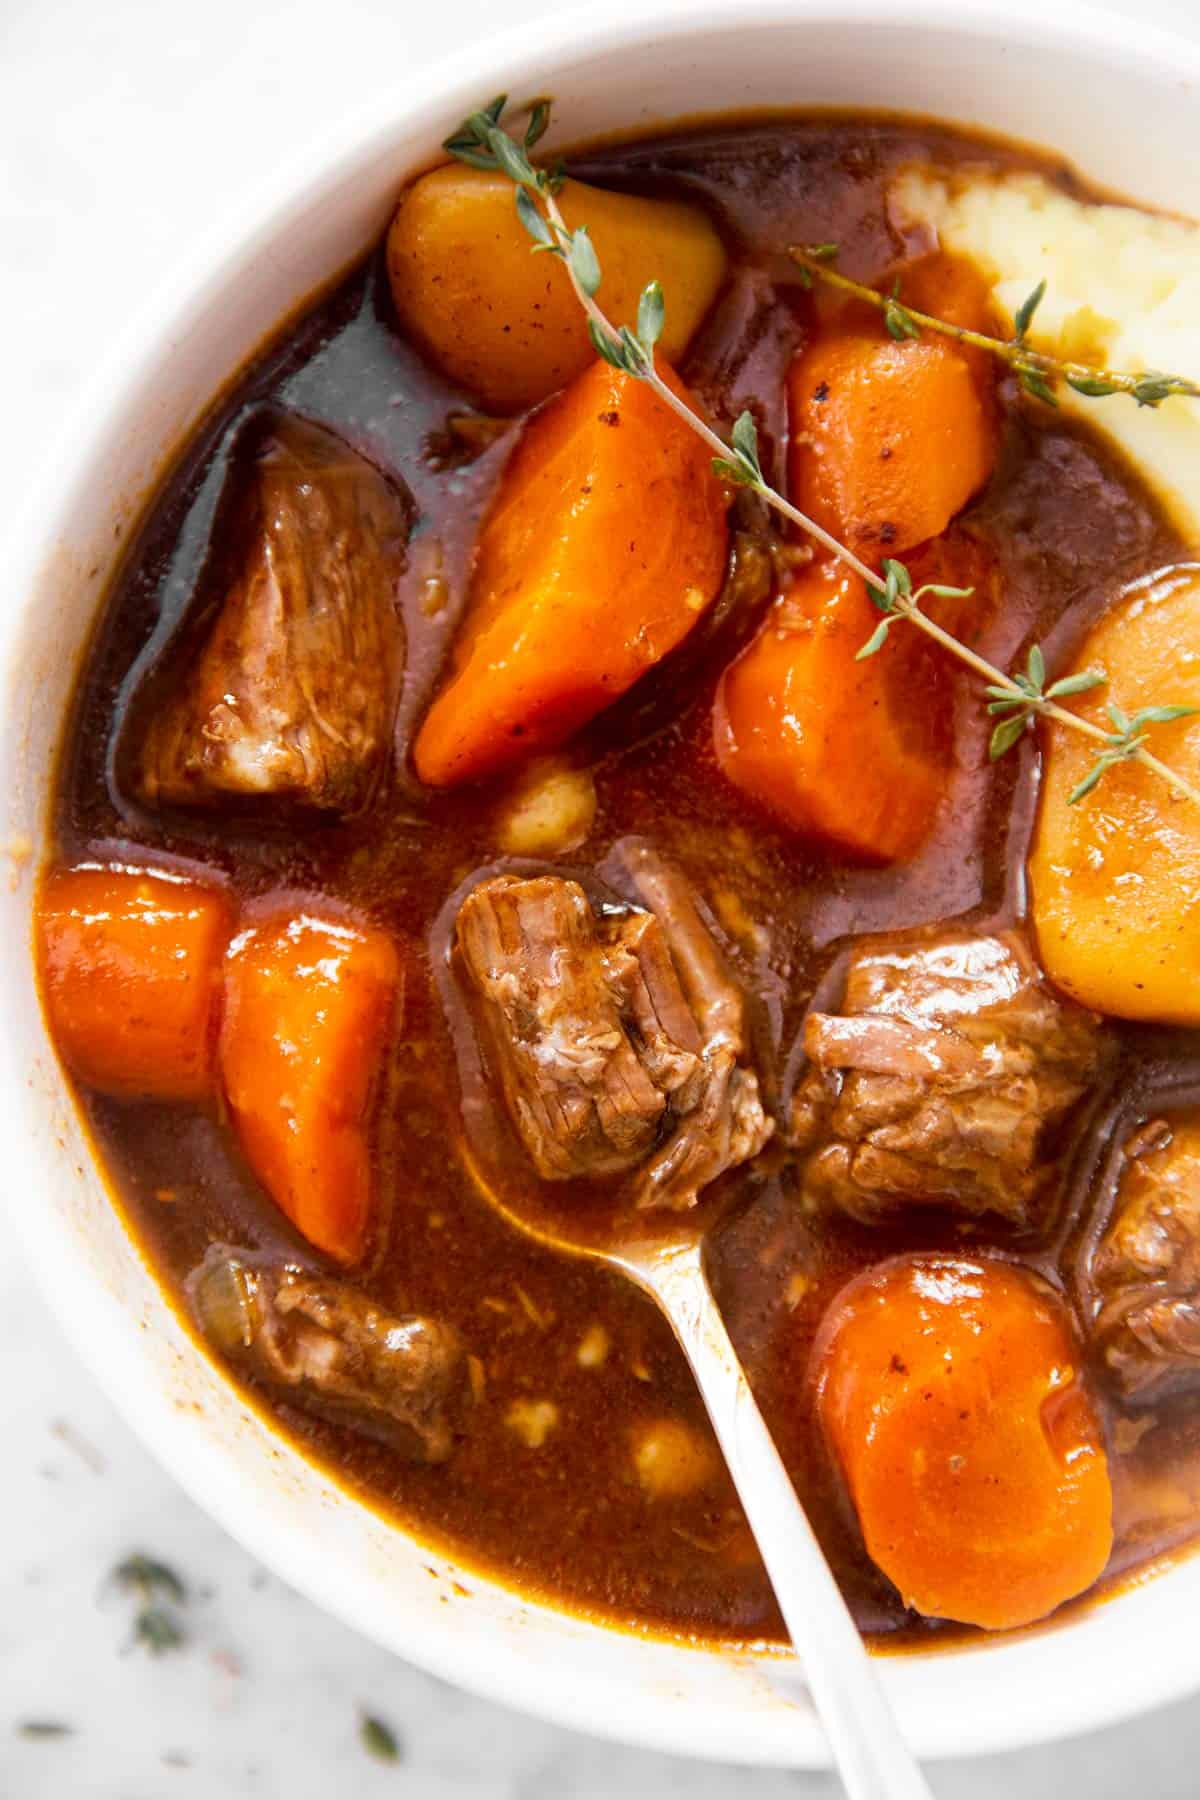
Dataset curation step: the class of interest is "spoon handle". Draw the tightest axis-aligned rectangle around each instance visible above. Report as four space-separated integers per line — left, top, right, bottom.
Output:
640 1241 934 1800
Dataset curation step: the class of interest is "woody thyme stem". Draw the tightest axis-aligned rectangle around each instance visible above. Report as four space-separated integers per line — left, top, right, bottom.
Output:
788 249 1200 408
538 189 883 584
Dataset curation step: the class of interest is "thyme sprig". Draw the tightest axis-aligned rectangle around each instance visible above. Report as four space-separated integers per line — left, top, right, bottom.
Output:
985 644 1106 760
1068 702 1200 803
442 99 1200 810
857 557 975 661
360 1712 402 1763
110 1553 188 1655
789 246 1200 409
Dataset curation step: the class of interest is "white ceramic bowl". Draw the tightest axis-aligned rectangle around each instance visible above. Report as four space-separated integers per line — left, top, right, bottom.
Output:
5 0 1200 1766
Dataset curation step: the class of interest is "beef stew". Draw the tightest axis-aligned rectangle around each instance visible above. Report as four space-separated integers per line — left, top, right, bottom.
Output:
34 109 1200 1648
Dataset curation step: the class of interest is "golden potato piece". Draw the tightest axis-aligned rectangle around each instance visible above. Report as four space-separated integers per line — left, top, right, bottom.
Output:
505 1398 559 1449
387 166 727 413
493 758 596 857
630 1418 718 1498
1029 569 1200 1024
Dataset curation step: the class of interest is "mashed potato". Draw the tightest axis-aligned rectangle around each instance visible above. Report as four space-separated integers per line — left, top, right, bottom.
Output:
893 169 1200 535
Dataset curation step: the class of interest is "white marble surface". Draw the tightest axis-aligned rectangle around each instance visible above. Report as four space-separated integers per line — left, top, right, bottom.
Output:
5 0 1200 1793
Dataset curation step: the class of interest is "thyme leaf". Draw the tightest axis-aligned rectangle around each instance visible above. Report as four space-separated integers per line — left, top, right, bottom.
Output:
884 282 921 342
514 186 554 249
134 1609 186 1655
112 1553 186 1606
637 279 665 351
712 409 765 487
989 712 1031 759
524 99 551 150
567 226 601 297
111 1553 188 1655
1065 372 1121 398
1013 278 1046 342
1067 703 1199 804
1018 363 1058 406
360 1712 402 1762
1046 670 1108 701
729 410 764 482
857 561 974 660
984 648 1107 761
857 619 892 659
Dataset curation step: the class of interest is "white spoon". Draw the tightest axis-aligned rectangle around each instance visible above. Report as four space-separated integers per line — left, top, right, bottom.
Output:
452 852 934 1794
485 1180 935 1800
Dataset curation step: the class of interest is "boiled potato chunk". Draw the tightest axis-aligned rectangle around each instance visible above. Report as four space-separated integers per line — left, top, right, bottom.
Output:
1029 569 1200 1023
630 1418 718 1498
493 758 597 856
387 166 727 413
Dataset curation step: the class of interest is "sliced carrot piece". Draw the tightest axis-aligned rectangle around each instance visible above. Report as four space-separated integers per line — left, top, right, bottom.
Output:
219 909 402 1265
413 359 729 788
37 864 232 1100
813 1254 1113 1631
713 537 990 862
789 252 997 556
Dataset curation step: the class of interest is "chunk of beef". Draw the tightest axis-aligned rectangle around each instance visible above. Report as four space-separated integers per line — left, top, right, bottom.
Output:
455 855 772 1210
617 842 775 1209
1092 1119 1200 1401
190 1250 466 1462
138 417 410 813
791 930 1109 1226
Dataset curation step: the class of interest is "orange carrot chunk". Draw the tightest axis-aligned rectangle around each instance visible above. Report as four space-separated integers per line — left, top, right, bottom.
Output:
891 249 1001 345
788 253 997 556
813 1254 1113 1631
413 359 729 788
219 909 402 1266
37 864 232 1101
713 538 988 863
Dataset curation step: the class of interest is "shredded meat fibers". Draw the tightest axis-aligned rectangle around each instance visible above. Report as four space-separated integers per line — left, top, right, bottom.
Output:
1093 1119 1200 1401
455 854 772 1210
791 930 1109 1226
138 416 410 813
190 1250 467 1462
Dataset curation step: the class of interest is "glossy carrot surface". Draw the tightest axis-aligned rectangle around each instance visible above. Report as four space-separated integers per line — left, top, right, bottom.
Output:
813 1254 1113 1631
220 909 402 1265
38 864 232 1101
414 360 729 788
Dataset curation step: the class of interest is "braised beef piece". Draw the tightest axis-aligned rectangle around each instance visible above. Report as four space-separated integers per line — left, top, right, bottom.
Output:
791 930 1109 1226
1092 1120 1200 1401
455 852 772 1209
190 1251 467 1462
138 416 410 813
617 841 775 1209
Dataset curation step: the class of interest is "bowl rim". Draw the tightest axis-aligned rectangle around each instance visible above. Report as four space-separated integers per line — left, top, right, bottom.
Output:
7 0 1200 1766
